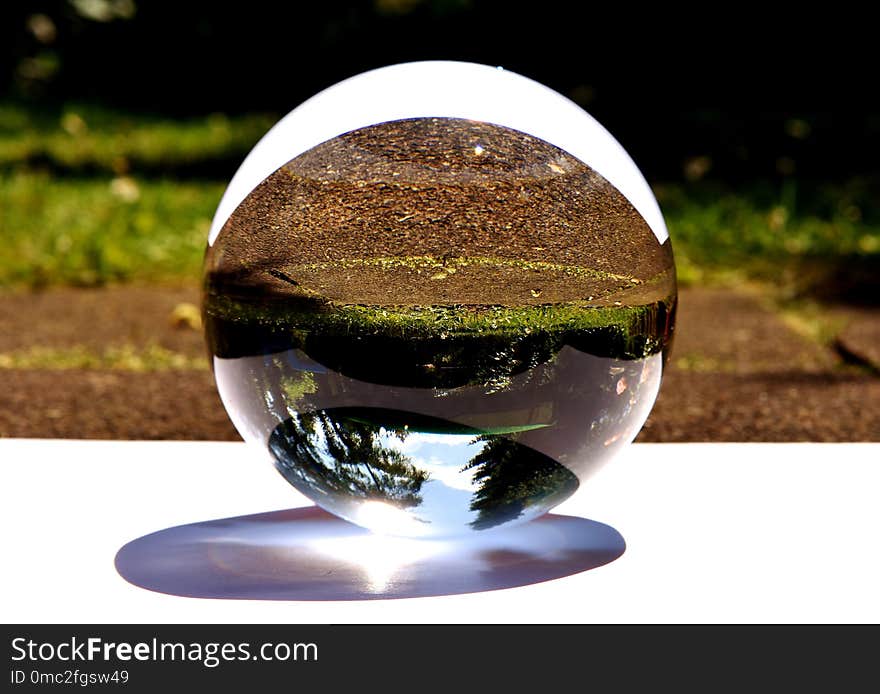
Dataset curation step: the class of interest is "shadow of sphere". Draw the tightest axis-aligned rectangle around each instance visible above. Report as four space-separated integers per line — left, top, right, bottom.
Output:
115 506 625 601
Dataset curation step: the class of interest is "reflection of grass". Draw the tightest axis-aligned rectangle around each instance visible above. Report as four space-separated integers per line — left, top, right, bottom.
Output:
205 289 672 373
206 291 668 340
0 344 207 371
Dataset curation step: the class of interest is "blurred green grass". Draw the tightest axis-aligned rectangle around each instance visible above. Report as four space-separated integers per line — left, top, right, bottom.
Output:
0 171 223 286
1 102 878 294
658 181 880 292
0 103 275 174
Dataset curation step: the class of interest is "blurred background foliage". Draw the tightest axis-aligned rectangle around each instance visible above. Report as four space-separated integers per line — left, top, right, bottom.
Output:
0 0 877 299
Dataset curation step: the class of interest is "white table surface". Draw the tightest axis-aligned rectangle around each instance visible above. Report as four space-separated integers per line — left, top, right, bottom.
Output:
1 439 878 624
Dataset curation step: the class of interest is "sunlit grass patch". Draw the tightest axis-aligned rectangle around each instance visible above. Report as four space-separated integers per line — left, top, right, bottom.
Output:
0 344 208 371
0 171 223 287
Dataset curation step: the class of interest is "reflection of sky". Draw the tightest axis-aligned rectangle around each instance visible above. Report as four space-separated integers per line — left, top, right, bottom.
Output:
385 430 481 535
396 432 476 490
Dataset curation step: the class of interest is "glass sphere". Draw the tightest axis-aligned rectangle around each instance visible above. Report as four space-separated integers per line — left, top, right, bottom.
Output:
203 62 676 538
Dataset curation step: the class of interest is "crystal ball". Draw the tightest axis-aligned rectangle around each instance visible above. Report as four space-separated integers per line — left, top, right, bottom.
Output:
203 62 676 538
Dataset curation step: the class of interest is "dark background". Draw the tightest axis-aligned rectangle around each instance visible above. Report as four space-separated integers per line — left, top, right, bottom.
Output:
1 0 876 183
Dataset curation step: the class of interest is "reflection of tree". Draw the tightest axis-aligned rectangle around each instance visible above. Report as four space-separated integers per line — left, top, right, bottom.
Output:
464 437 578 530
269 410 428 509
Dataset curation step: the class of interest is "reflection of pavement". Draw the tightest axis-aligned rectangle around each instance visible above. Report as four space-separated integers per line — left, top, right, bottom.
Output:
115 506 625 600
0 286 877 441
